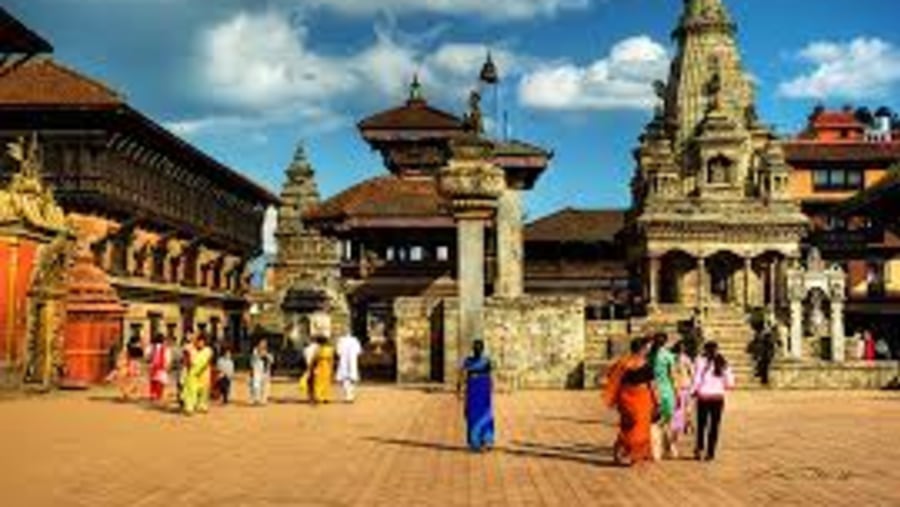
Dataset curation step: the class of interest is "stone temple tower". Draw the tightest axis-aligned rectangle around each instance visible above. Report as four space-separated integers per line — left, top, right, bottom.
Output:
270 143 347 342
628 0 808 328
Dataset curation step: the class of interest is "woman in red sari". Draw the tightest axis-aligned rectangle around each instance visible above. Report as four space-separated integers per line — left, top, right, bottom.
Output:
604 337 656 466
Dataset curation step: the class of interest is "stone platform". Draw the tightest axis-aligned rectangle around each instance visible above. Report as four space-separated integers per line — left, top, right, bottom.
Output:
1 383 899 506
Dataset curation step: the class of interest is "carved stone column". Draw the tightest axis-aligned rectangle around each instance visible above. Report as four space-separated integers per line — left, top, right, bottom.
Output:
743 256 752 308
495 188 524 298
789 300 803 359
648 255 660 311
831 300 845 362
437 136 505 355
696 256 707 310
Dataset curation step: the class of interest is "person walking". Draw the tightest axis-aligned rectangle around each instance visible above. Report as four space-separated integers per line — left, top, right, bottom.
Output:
215 346 235 405
298 339 319 402
670 340 695 440
650 332 677 459
249 339 274 405
310 336 335 404
181 334 213 415
336 333 363 403
691 341 735 461
147 333 170 404
604 337 656 466
457 339 495 452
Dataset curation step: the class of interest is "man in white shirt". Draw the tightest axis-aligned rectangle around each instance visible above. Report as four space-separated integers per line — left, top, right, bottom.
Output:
335 333 363 402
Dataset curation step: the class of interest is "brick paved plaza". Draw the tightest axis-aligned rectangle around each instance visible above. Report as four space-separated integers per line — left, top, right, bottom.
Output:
1 382 899 506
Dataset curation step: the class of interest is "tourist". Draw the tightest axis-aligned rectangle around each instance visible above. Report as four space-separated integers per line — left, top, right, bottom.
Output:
310 335 335 404
147 333 170 404
249 339 274 405
124 335 145 400
298 338 319 402
105 343 137 401
750 330 778 385
181 333 213 415
215 346 235 405
457 339 495 452
863 330 876 361
172 332 192 407
691 341 735 461
651 332 677 459
604 337 655 466
670 340 695 445
336 333 363 402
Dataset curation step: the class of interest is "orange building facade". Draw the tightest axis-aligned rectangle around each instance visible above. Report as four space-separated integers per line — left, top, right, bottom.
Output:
0 8 276 388
785 106 900 354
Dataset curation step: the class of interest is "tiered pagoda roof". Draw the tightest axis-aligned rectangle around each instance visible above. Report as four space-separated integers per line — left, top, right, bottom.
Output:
306 175 453 229
0 56 276 204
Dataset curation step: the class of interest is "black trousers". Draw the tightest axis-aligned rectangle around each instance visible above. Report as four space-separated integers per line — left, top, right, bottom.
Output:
217 377 232 404
696 398 725 458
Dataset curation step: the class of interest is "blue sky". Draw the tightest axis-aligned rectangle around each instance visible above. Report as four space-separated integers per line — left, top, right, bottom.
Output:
7 0 900 245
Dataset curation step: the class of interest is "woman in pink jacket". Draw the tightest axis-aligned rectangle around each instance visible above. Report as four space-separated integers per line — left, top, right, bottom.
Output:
691 341 735 461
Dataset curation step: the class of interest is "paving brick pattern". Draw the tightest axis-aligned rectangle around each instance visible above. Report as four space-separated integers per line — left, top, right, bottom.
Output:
1 381 899 506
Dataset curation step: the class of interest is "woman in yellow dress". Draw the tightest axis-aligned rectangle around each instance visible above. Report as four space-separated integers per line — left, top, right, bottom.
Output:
181 334 213 415
311 335 335 404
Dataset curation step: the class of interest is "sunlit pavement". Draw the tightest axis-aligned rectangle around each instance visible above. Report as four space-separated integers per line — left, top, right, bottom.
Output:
1 382 898 506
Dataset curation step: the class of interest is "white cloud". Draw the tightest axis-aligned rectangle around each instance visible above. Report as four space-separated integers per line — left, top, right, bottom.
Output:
302 0 590 20
518 35 668 111
778 37 900 100
189 9 529 136
198 11 356 111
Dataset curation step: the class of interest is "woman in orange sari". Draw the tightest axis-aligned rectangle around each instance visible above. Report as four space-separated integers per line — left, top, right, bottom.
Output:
603 337 656 466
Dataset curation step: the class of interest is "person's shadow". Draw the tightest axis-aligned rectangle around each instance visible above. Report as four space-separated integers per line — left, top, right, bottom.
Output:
364 437 621 467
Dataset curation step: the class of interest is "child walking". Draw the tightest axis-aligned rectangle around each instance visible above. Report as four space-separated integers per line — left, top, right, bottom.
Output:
249 339 273 405
216 347 235 405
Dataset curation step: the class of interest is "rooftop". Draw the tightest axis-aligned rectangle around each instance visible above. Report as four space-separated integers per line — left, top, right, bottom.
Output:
306 175 450 223
0 7 52 54
525 208 626 243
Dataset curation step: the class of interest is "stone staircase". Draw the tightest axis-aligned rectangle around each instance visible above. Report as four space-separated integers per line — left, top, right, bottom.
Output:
700 306 760 389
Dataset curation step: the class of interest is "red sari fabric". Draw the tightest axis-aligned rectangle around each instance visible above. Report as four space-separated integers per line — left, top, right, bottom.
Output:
604 355 654 463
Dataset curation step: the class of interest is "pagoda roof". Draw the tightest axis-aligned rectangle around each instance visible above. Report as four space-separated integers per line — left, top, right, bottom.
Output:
0 57 122 106
784 141 900 164
0 57 277 205
526 208 626 244
0 7 52 54
358 97 464 139
306 175 452 228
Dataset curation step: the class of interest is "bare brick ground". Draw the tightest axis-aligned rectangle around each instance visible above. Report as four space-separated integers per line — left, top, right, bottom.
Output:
1 380 898 506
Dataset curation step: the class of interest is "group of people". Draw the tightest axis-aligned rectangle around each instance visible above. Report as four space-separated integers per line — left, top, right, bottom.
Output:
604 332 735 465
105 331 364 414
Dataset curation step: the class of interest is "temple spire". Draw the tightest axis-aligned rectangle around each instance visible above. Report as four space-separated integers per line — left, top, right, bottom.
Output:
664 0 751 148
408 73 424 103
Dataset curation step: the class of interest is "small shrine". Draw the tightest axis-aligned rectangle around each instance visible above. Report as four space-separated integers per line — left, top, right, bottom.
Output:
786 248 847 361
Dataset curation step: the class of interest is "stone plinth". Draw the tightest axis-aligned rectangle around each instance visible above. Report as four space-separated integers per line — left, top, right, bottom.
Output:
433 295 585 389
771 361 898 389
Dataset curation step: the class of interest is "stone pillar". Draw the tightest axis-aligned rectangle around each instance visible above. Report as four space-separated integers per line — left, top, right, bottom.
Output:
648 255 660 310
831 300 845 362
789 300 803 359
458 215 487 343
696 256 707 310
437 135 505 356
743 256 752 308
495 188 523 298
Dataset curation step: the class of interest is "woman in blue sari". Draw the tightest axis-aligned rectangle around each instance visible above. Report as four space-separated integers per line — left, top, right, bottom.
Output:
457 339 494 452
